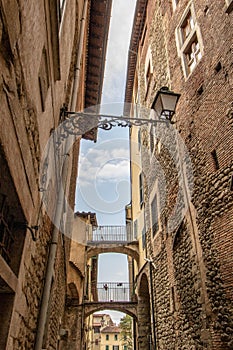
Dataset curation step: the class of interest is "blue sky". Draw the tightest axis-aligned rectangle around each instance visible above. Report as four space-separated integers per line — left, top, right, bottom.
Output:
75 0 137 324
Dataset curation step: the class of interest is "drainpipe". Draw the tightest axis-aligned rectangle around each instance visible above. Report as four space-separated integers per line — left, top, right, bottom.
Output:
34 1 89 349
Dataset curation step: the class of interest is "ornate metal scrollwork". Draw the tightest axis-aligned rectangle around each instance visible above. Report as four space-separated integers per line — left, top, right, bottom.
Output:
59 110 169 137
53 109 170 151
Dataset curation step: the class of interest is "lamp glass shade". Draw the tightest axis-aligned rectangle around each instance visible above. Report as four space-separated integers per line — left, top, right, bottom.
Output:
152 89 180 119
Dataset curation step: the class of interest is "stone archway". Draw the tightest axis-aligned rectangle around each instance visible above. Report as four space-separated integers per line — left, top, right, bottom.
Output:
84 306 137 350
86 242 139 265
84 302 138 320
137 273 152 349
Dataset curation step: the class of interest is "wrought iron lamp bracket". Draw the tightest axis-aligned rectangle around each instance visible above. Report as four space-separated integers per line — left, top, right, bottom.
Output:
59 109 169 138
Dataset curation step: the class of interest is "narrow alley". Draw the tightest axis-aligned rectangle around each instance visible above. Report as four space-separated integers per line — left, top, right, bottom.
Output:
0 1 233 350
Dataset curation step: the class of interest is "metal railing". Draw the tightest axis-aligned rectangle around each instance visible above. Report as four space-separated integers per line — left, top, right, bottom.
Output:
91 282 133 302
87 224 134 243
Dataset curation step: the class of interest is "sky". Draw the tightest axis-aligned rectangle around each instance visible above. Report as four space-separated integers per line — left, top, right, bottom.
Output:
75 0 137 324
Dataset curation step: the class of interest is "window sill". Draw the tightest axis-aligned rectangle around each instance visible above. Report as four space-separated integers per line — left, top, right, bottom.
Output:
226 1 233 14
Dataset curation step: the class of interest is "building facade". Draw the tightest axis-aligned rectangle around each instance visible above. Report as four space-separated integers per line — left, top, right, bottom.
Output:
0 0 112 349
101 325 122 350
86 313 115 350
125 0 233 349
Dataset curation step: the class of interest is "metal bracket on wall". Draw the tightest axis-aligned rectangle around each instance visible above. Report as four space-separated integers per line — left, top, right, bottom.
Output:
14 222 39 241
58 108 169 142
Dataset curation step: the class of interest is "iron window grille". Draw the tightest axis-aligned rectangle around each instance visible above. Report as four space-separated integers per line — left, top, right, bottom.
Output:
0 194 15 264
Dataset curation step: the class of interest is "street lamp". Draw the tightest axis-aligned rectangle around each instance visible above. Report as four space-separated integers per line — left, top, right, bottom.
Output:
58 87 181 138
151 86 181 121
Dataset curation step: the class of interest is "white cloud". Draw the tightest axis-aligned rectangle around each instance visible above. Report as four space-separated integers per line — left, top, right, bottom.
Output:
102 0 137 105
75 1 136 218
78 140 130 186
97 159 130 182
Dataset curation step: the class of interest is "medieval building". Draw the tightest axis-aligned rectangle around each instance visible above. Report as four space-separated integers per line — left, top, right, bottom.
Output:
125 0 233 349
1 0 233 349
0 0 112 349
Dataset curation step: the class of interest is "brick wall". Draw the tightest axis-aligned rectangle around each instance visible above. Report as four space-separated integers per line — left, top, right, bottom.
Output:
130 0 233 348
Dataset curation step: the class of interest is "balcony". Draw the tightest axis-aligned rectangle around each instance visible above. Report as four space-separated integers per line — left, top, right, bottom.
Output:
91 282 134 302
87 225 134 244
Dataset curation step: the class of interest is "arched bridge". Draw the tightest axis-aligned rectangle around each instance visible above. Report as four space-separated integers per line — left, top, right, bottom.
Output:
83 301 138 319
86 282 138 318
86 225 139 262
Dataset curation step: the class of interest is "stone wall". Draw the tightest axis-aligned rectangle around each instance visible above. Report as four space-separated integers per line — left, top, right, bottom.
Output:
0 0 85 348
10 215 52 349
60 304 83 350
131 0 233 349
43 234 66 349
137 273 152 349
173 222 206 349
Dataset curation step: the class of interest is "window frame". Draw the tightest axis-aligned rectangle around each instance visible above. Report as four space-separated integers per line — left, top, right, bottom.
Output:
142 226 146 250
138 129 141 151
150 126 155 155
134 219 138 239
144 47 153 96
176 2 203 79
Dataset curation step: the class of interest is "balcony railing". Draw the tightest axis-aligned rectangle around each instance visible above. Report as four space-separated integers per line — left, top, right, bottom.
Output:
91 282 134 302
87 224 134 243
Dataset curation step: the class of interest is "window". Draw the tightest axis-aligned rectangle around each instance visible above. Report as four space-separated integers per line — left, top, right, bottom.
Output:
113 346 119 350
184 34 201 74
106 334 109 341
142 226 146 249
94 327 100 333
38 47 50 112
124 346 127 350
151 194 159 236
139 173 144 208
146 61 152 88
134 219 138 239
95 339 99 345
114 334 118 341
181 11 194 41
0 194 15 264
0 146 27 349
138 129 141 151
176 3 203 78
0 147 26 275
150 127 154 154
105 346 109 350
211 150 220 170
145 48 153 95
